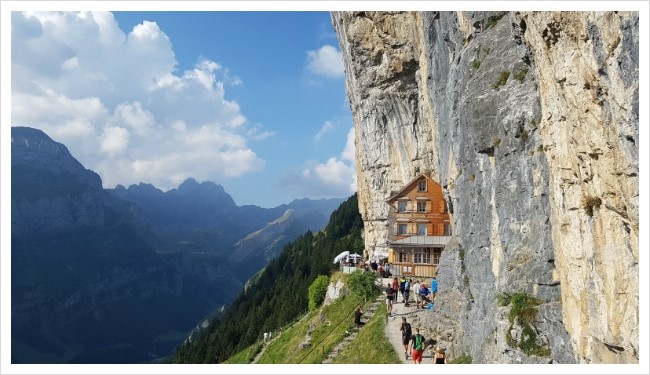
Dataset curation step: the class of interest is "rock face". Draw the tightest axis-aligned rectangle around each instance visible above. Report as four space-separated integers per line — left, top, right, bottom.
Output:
332 11 638 364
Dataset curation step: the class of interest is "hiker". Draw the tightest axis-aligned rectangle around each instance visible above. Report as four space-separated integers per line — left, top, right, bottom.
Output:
404 279 412 306
385 282 395 315
263 332 268 344
399 276 407 303
399 317 412 359
419 282 431 304
413 280 421 309
354 306 364 328
408 327 426 364
392 277 399 295
430 276 438 301
385 263 391 277
370 260 378 273
433 346 448 364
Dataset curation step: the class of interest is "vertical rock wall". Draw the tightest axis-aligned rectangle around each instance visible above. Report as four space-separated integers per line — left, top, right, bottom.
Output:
332 11 638 364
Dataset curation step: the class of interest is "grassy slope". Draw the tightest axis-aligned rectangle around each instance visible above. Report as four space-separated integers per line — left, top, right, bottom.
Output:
225 272 400 364
259 293 362 364
331 300 401 364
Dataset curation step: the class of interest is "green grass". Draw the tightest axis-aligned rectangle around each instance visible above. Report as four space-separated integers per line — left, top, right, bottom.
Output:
332 300 401 364
492 71 510 90
223 342 262 364
449 353 472 364
471 59 481 70
258 293 365 364
512 68 529 82
498 292 550 357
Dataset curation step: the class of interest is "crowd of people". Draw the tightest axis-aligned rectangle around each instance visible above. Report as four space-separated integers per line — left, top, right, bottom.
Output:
386 274 445 364
385 275 438 315
349 260 447 364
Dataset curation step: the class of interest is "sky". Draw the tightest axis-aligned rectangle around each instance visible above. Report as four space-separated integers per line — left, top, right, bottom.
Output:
10 10 355 208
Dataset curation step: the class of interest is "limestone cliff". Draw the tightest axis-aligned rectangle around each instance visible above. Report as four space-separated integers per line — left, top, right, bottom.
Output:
332 11 638 364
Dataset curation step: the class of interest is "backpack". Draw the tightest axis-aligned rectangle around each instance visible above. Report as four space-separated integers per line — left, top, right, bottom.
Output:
414 334 424 350
402 322 412 337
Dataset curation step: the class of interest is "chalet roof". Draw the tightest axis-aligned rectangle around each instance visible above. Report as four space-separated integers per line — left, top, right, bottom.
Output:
389 235 451 247
386 174 440 203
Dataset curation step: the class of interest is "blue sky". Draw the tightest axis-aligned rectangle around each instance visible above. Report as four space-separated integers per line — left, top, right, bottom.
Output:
9 10 355 207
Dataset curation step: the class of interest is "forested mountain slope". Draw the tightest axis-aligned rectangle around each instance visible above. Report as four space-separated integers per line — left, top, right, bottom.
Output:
172 194 364 363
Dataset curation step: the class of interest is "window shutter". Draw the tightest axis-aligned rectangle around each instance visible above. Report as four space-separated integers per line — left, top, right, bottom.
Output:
439 201 445 213
426 200 431 212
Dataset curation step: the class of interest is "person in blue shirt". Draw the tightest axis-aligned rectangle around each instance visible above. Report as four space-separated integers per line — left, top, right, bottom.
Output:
430 276 438 301
419 282 431 304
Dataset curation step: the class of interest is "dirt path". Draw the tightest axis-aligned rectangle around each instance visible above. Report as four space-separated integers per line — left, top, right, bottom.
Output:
379 278 434 364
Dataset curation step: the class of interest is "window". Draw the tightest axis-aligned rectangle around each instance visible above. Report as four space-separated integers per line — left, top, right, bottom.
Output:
417 201 427 212
414 248 432 264
418 180 427 192
398 251 410 263
398 224 408 235
432 248 443 265
398 201 407 212
444 223 452 236
417 223 427 236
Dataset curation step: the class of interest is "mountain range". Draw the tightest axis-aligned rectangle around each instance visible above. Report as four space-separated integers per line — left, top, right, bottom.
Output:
10 126 344 364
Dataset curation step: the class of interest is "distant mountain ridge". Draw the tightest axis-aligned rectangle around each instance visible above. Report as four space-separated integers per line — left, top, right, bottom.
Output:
10 126 344 364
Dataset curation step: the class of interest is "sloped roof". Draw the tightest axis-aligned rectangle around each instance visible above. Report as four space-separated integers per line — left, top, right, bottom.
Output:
386 174 441 203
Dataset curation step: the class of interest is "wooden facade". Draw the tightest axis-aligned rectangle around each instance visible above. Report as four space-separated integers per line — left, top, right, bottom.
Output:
386 174 451 278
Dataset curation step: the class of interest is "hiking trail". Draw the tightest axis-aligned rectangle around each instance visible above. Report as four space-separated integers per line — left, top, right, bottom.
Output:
379 277 435 364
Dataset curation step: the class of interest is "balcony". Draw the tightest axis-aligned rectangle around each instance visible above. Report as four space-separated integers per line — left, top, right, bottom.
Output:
389 235 451 247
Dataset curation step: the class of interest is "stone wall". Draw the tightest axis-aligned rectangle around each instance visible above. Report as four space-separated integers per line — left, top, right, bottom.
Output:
332 11 638 364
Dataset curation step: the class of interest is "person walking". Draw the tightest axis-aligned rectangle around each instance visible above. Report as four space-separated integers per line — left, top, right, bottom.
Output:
430 276 438 301
433 347 448 364
408 327 426 364
354 306 364 328
385 282 395 316
399 276 407 303
399 317 412 360
404 278 411 306
413 280 421 309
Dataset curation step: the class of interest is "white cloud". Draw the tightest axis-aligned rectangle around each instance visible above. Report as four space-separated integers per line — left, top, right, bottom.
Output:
284 127 356 198
306 45 344 78
342 126 356 162
11 11 267 191
100 126 129 156
314 120 335 141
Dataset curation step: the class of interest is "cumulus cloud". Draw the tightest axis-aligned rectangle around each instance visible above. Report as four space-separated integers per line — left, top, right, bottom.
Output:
283 127 356 198
11 11 268 190
306 45 344 78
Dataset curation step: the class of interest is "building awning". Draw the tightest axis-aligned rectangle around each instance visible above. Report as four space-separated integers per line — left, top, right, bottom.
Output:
389 235 451 247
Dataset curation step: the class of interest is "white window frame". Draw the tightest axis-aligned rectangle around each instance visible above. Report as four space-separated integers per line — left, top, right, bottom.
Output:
417 223 427 235
417 201 427 212
418 180 427 192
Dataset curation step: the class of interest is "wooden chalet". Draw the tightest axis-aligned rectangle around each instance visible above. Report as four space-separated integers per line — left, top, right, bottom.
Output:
386 174 451 278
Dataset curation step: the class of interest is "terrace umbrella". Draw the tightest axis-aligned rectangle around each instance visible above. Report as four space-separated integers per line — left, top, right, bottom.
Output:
333 251 350 264
348 253 362 263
